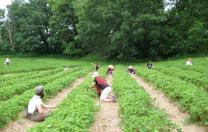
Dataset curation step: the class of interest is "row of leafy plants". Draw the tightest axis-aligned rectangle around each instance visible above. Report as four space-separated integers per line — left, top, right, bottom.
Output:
154 66 208 91
28 73 97 132
136 67 208 126
0 68 79 101
0 68 62 88
113 66 176 132
155 59 207 74
0 67 57 82
0 67 91 128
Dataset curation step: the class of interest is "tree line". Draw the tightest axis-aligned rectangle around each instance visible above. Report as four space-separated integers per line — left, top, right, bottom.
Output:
0 0 207 60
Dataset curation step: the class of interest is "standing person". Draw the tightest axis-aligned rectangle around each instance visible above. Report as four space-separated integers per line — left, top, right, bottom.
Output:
90 72 116 102
147 61 153 69
186 58 192 65
128 66 136 74
27 86 54 122
4 57 10 65
91 63 100 71
107 65 114 75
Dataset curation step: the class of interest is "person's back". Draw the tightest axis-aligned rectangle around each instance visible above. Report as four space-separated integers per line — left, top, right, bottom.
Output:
95 64 99 71
147 61 153 69
28 95 42 115
128 66 136 74
4 58 10 65
186 58 192 65
95 76 109 90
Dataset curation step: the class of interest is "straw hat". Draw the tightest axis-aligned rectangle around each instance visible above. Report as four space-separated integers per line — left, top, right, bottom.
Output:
108 65 114 69
129 66 133 69
91 72 100 78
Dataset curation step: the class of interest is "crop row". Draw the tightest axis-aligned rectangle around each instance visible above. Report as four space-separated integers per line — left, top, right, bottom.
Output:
28 74 97 132
0 68 55 82
156 60 207 74
0 65 55 75
136 67 208 126
154 66 208 91
113 66 175 132
0 68 78 101
0 67 91 128
0 68 63 88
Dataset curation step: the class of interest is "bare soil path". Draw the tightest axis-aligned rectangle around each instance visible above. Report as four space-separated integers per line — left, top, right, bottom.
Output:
90 75 122 132
0 77 85 132
131 74 208 132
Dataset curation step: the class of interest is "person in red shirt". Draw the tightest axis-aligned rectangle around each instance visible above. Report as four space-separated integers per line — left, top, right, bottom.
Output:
90 72 116 102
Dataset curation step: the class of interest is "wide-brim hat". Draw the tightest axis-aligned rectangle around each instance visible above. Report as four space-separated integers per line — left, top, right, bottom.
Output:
91 72 100 78
108 65 114 69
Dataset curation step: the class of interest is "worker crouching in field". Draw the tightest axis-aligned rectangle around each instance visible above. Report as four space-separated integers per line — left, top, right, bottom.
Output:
90 72 116 102
128 66 136 74
4 57 11 65
147 61 153 69
107 65 114 76
27 86 54 122
91 63 100 71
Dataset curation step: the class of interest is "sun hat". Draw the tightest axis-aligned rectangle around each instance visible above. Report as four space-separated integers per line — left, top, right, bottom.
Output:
129 66 133 69
91 72 100 78
108 65 114 69
35 85 44 95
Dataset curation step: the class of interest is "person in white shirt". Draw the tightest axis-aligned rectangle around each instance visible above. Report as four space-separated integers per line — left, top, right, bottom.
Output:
4 57 10 65
27 86 54 122
186 58 192 65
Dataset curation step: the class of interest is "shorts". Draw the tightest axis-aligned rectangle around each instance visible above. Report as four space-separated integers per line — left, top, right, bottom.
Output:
27 113 48 122
100 87 112 100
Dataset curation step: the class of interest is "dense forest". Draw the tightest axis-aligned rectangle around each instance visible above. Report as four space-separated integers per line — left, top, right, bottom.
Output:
0 0 207 59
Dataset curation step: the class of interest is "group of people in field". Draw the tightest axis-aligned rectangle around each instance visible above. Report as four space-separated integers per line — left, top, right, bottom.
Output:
2 57 193 123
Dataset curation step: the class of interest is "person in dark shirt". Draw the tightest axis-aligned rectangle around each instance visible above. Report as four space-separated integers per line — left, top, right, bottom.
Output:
90 72 116 102
128 66 136 74
147 61 153 69
107 65 114 75
91 63 100 71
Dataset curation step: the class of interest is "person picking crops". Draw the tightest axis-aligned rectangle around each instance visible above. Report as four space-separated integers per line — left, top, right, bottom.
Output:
91 63 100 71
147 61 153 69
27 86 55 122
4 57 11 65
90 72 116 102
107 65 114 75
186 58 192 65
128 66 136 74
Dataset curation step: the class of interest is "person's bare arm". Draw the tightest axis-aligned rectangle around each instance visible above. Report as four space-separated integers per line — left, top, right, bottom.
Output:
37 104 45 114
41 103 55 109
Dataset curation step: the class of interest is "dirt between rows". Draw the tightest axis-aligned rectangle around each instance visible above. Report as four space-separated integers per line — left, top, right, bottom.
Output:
90 75 122 132
0 77 85 132
131 74 208 132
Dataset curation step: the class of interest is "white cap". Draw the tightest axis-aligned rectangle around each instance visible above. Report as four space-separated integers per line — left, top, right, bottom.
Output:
129 66 133 69
91 72 100 78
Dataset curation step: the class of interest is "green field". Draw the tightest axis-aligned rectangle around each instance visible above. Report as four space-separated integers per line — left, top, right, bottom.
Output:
0 56 207 131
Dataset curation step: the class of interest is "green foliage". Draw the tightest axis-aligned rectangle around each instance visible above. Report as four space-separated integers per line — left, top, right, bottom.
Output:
113 65 176 131
0 67 90 128
1 0 208 59
136 65 208 126
28 74 96 132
